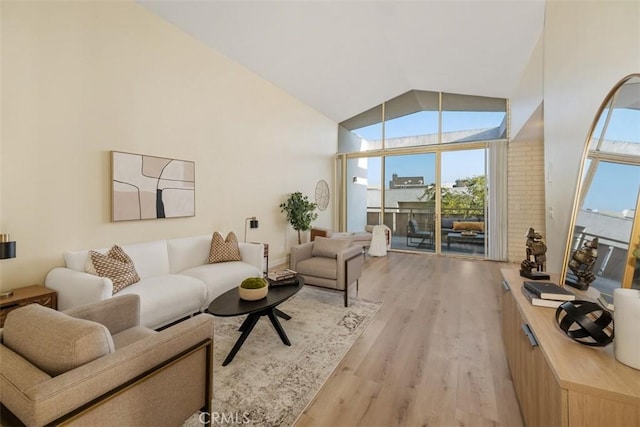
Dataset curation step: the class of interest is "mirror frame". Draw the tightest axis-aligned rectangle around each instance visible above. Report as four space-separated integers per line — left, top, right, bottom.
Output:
560 73 640 290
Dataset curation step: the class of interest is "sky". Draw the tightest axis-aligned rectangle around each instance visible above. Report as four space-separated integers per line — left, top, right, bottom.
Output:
354 111 497 187
353 109 639 213
355 111 505 141
582 161 639 213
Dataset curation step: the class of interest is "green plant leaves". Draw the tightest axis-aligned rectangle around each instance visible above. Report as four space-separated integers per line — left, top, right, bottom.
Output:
280 191 318 243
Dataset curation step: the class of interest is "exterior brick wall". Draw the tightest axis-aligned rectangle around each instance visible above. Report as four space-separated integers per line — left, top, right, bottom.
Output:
507 139 546 264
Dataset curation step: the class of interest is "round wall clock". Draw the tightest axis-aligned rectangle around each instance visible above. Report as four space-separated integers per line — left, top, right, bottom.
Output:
315 180 330 211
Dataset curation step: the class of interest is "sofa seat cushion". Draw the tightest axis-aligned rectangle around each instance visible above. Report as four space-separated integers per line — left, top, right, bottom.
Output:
181 261 262 305
3 304 114 377
296 257 338 280
112 326 157 349
117 275 206 329
331 232 372 244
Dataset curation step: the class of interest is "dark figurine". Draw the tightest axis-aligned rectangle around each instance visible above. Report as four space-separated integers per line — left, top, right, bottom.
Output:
520 228 550 280
565 237 598 290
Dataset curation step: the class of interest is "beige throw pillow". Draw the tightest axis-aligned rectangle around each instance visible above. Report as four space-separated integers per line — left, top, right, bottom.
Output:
90 245 140 294
209 232 242 263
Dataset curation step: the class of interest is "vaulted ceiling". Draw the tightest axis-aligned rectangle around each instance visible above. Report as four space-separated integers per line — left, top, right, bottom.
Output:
139 1 545 123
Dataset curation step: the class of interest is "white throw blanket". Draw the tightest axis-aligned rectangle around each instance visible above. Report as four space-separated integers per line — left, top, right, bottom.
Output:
368 225 389 257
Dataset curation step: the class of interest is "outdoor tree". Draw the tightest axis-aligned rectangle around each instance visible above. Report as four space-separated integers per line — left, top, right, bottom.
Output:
418 175 485 217
279 192 318 244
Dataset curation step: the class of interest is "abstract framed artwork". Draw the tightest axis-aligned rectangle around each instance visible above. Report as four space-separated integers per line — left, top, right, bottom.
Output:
111 151 195 221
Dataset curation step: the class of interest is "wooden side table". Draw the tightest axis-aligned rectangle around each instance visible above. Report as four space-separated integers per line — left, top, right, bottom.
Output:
310 228 331 241
0 285 57 327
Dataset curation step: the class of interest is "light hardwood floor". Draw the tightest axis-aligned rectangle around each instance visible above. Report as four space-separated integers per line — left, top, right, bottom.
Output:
294 252 524 427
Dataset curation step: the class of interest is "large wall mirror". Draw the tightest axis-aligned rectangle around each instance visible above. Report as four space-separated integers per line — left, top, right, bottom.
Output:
561 73 640 296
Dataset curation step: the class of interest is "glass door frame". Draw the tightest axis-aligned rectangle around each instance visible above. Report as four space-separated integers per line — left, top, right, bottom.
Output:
338 140 492 257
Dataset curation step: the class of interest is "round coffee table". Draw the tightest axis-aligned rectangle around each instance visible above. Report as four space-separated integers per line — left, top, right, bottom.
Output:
208 277 304 366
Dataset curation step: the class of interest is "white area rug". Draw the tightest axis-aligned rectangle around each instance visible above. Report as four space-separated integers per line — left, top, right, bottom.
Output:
183 286 381 427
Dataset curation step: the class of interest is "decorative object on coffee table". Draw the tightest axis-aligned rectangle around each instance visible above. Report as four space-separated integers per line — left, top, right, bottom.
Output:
279 192 318 244
565 237 598 290
238 277 268 301
555 300 613 347
520 227 550 280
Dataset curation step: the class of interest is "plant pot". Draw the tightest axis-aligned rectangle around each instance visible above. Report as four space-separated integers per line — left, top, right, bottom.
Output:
239 285 268 301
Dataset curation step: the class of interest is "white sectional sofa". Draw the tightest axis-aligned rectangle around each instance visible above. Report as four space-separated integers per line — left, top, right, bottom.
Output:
45 234 264 329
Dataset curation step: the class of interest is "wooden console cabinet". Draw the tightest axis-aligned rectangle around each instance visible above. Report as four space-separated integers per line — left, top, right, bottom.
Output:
0 285 57 327
500 269 639 427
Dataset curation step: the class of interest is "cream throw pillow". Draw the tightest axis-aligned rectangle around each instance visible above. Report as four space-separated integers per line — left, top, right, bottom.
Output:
208 232 242 263
90 245 140 294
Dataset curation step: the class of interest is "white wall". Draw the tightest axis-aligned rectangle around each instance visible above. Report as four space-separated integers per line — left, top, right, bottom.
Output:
543 0 640 272
0 1 337 290
510 33 544 139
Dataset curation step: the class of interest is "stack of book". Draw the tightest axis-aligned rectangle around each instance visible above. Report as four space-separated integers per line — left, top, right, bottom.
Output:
267 269 299 287
597 293 614 311
521 281 576 308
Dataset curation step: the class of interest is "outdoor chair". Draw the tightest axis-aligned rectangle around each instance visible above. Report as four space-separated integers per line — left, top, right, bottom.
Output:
407 218 433 248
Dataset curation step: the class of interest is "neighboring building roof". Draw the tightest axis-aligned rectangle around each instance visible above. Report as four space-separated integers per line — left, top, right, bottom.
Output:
576 209 633 248
389 173 428 189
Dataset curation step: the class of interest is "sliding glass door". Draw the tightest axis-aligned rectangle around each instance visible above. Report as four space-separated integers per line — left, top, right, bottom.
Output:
344 148 488 257
440 149 487 256
384 153 436 252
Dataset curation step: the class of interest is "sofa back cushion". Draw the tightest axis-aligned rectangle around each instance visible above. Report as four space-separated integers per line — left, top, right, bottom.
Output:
119 240 170 278
64 240 170 279
311 237 351 259
64 249 102 272
3 304 114 376
167 235 211 273
441 218 456 229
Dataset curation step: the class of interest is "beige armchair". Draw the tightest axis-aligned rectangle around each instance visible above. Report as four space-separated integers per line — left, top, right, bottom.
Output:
290 237 364 307
0 294 213 426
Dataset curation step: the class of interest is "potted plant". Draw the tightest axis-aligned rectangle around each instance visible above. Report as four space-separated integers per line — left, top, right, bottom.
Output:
279 192 318 244
239 277 268 301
